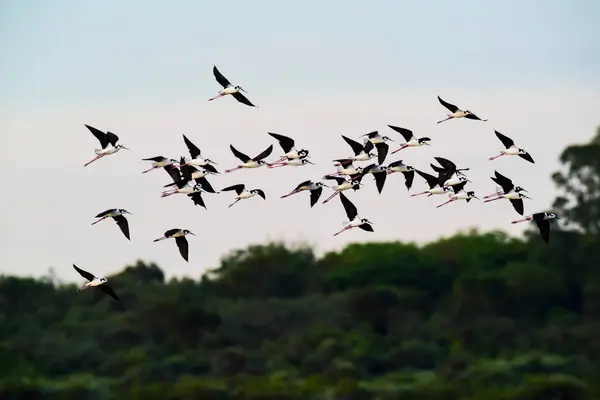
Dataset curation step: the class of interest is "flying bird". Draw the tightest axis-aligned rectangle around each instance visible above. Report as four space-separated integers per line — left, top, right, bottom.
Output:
224 144 273 173
322 175 361 204
141 156 178 174
489 131 535 163
341 135 377 162
328 159 363 178
83 124 129 167
267 132 310 166
153 229 195 262
268 158 314 168
209 65 256 107
333 192 374 236
280 180 328 207
431 157 471 187
221 184 266 208
358 131 394 165
161 180 208 209
436 181 479 208
351 163 389 194
483 171 530 215
73 264 119 301
388 125 431 154
511 212 559 243
386 160 416 190
436 96 487 124
410 170 452 197
181 134 219 168
165 158 218 195
91 209 132 240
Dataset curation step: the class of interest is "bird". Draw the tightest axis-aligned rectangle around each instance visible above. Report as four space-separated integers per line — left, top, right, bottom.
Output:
221 184 266 208
153 229 195 262
267 132 310 166
410 170 452 197
431 157 471 187
333 192 374 236
436 96 487 124
322 175 361 204
351 163 388 194
386 160 417 190
511 212 559 243
73 264 119 301
224 144 273 173
91 209 132 240
161 172 212 208
340 135 377 162
165 157 219 194
328 159 363 178
141 156 179 174
268 158 314 168
388 125 431 154
161 180 205 199
483 171 530 215
180 134 219 168
358 131 394 165
83 124 129 167
489 131 535 163
436 181 479 208
280 180 328 207
208 65 256 107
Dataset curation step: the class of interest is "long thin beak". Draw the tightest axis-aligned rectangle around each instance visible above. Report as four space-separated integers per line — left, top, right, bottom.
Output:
306 160 315 165
466 179 472 183
190 232 196 236
523 195 532 200
424 142 431 146
122 146 130 150
240 88 247 93
473 196 480 200
210 160 218 165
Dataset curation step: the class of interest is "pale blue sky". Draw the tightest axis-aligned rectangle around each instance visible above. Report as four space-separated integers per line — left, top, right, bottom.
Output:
1 1 599 281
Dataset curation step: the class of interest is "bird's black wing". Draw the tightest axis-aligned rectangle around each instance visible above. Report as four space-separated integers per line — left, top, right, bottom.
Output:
387 125 413 142
106 132 120 146
433 157 457 175
113 215 130 240
342 135 364 155
268 132 295 153
452 181 468 193
402 170 415 190
437 96 459 112
416 170 439 189
362 140 374 153
310 187 323 207
358 223 374 232
294 180 313 191
188 192 206 209
195 176 216 193
98 284 120 301
323 175 348 186
494 131 514 149
510 198 524 215
333 158 353 168
143 156 166 162
253 144 273 161
182 134 201 159
202 163 219 173
164 165 181 183
465 113 486 121
221 184 245 195
213 65 232 88
229 145 251 163
180 165 197 182
430 163 446 174
373 171 387 194
519 152 535 163
232 91 256 107
492 171 514 193
95 209 115 218
85 124 109 148
175 236 189 262
375 143 389 165
164 228 180 237
535 219 550 243
339 192 358 221
73 264 95 282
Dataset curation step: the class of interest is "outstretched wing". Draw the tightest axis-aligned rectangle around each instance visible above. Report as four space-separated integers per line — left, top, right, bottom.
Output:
106 132 120 146
465 113 486 121
294 180 313 191
358 223 374 232
113 215 130 240
221 184 245 195
437 96 459 112
373 171 387 194
85 124 109 148
229 145 251 163
268 132 295 153
433 157 457 175
73 264 95 282
342 135 364 155
99 284 120 301
519 152 535 164
535 219 550 243
213 65 232 88
175 237 189 262
492 171 514 193
195 176 216 193
494 131 515 149
452 181 468 193
402 170 415 190
253 144 273 161
164 165 181 183
232 92 256 107
416 170 439 189
339 192 358 221
323 174 347 186
510 198 524 215
95 209 114 218
309 187 323 207
188 192 206 209
387 125 413 142
182 134 201 159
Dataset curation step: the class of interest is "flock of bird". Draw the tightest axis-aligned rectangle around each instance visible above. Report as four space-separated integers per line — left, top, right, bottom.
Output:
72 66 559 301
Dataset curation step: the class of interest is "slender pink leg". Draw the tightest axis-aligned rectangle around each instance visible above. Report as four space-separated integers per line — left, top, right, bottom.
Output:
333 226 352 236
224 166 242 173
268 163 287 168
511 217 532 224
142 166 156 174
437 198 456 208
161 191 177 198
391 145 408 154
489 153 505 161
228 198 241 208
483 191 503 199
436 115 452 124
484 197 503 203
322 190 340 204
281 191 297 198
410 191 428 197
153 237 167 242
91 216 108 225
84 154 104 167
208 93 224 101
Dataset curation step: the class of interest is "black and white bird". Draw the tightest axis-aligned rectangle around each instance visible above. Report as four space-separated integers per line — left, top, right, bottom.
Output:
221 184 266 208
91 209 132 240
489 131 535 163
141 156 179 174
73 264 119 301
511 212 559 243
410 170 452 197
83 124 129 167
180 134 219 168
322 175 362 204
386 160 417 190
161 179 207 208
436 96 487 124
328 159 363 178
430 157 471 187
351 163 389 194
209 65 256 107
268 158 314 168
388 125 431 154
165 157 218 194
436 181 479 208
224 144 273 173
358 131 394 165
333 192 374 237
153 229 195 262
267 132 310 166
483 171 530 215
281 180 328 207
341 135 377 162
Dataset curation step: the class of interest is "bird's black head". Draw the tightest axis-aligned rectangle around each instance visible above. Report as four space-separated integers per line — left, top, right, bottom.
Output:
465 110 472 114
361 218 373 224
183 229 195 236
351 180 361 189
407 165 415 171
100 277 107 282
235 86 247 93
118 209 132 215
548 212 559 219
117 144 129 150
382 136 393 142
515 186 526 192
419 137 432 143
298 149 309 157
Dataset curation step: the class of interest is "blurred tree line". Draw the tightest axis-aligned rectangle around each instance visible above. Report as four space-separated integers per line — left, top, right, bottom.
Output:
1 128 600 399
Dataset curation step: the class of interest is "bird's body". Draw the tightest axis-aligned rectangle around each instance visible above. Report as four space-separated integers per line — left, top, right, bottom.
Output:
281 180 327 207
386 160 416 190
83 124 129 167
161 180 204 198
352 163 389 194
221 184 266 208
411 170 451 197
436 96 487 124
91 208 132 240
322 175 361 204
142 156 178 174
489 131 535 163
180 134 218 167
225 144 273 173
341 135 377 162
209 66 256 107
153 229 195 261
436 181 479 208
267 132 310 166
388 125 431 154
73 264 119 301
329 159 363 178
333 192 374 236
511 212 559 243
483 171 530 215
268 158 314 168
358 131 393 165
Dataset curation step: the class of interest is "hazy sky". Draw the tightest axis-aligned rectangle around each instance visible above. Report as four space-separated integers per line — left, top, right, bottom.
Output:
1 0 599 282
